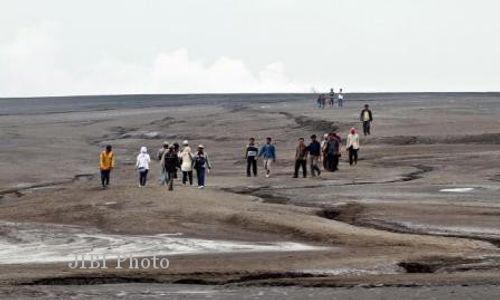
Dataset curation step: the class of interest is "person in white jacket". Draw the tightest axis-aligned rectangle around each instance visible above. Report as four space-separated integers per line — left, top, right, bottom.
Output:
136 146 151 186
346 128 360 165
179 140 194 185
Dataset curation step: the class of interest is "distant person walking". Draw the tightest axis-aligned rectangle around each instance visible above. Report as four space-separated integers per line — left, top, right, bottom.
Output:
194 145 212 188
337 88 344 107
316 94 322 109
346 128 360 166
99 145 114 189
245 137 259 177
136 146 151 187
329 88 335 108
320 94 326 109
157 141 169 185
258 137 276 178
360 104 373 136
307 134 322 177
163 145 179 191
179 140 194 185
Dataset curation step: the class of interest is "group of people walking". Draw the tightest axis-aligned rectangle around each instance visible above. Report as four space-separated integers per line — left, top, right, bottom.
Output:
156 140 212 190
243 126 362 179
293 127 360 178
98 140 212 191
99 103 373 189
317 88 344 109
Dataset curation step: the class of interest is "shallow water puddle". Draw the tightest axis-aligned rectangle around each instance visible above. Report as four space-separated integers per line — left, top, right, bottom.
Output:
0 222 328 264
440 187 475 193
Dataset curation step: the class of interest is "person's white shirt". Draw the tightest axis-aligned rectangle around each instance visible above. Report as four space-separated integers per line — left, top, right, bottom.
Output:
346 133 360 150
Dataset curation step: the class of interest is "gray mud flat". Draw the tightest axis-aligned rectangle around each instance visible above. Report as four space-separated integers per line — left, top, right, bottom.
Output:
1 93 500 297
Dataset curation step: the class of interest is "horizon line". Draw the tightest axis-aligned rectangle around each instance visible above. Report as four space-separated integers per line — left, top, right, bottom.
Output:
2 91 500 100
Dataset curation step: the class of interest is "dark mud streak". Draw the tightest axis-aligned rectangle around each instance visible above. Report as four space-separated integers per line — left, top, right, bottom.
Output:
366 133 500 146
0 174 94 199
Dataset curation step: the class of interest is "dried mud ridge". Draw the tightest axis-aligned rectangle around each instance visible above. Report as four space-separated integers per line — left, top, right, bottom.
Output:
0 174 94 200
318 203 500 248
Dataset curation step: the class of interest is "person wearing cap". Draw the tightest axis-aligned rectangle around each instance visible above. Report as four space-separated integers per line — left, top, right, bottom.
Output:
179 140 194 185
307 134 322 177
245 137 259 177
346 127 360 165
194 145 212 188
258 137 276 178
163 145 179 191
136 146 151 187
99 145 114 189
158 141 169 185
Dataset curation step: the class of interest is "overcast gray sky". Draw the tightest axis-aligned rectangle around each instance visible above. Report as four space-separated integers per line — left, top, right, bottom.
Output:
1 0 499 96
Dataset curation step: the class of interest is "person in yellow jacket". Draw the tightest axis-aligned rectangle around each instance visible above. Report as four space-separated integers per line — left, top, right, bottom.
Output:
99 145 114 188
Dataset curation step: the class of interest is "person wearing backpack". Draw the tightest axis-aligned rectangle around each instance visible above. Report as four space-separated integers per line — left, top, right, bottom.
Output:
136 146 151 187
163 145 179 191
194 145 212 188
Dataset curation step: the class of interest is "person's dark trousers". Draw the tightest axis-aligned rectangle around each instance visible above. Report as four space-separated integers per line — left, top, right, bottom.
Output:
323 154 328 170
327 154 337 172
294 159 307 178
167 171 176 191
348 148 359 165
246 157 257 177
100 170 110 187
182 171 193 185
139 169 149 186
196 167 206 186
363 121 371 136
333 154 339 171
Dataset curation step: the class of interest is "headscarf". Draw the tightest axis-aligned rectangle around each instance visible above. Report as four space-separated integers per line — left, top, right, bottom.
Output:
350 127 356 135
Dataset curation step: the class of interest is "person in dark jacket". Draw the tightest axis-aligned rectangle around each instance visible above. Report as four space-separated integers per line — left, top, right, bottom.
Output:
172 142 180 179
307 134 321 177
294 138 308 178
360 104 373 136
163 145 179 191
326 132 341 172
245 137 259 177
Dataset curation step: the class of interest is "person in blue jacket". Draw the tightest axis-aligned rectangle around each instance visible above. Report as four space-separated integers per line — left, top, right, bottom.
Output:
258 137 276 178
